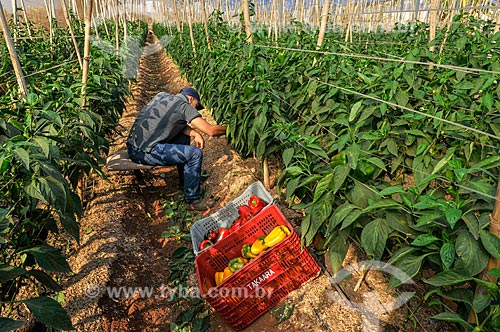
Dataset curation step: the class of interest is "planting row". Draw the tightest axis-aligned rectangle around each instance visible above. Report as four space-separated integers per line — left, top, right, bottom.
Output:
158 14 500 331
0 18 147 330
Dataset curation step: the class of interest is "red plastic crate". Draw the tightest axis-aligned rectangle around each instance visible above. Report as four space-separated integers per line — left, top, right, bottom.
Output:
190 181 274 255
195 205 321 330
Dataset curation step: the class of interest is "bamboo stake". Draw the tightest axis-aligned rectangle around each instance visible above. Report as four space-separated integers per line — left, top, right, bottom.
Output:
200 0 211 50
71 0 80 20
273 0 278 40
98 0 110 39
344 0 353 43
495 10 500 34
43 0 54 50
50 0 56 20
81 0 94 109
11 0 18 25
61 0 83 69
0 1 28 99
93 12 100 39
317 0 330 48
486 180 500 291
11 0 18 43
78 0 94 203
173 0 181 36
468 180 500 324
122 0 127 44
428 0 439 70
225 0 230 25
19 0 32 39
242 0 253 43
414 0 420 22
185 0 196 56
438 0 458 54
114 0 120 55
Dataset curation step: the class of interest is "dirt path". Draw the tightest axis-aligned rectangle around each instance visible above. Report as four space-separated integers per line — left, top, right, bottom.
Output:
62 36 454 332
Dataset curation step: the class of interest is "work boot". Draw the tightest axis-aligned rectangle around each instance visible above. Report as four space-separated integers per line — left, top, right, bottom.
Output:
185 198 215 211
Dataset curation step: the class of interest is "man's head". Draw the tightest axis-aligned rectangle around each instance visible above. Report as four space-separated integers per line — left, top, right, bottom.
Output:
180 87 204 110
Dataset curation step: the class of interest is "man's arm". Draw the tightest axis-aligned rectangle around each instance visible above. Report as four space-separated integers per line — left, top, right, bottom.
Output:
189 117 227 137
183 126 205 149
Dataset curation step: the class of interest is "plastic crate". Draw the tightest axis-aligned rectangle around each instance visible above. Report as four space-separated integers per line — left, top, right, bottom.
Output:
190 181 273 255
195 205 321 330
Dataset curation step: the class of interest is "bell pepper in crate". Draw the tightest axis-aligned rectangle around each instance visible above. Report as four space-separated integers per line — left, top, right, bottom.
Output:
264 226 290 247
206 229 217 242
199 240 213 251
214 271 224 286
241 243 258 259
248 195 266 214
216 228 230 242
228 257 249 273
223 266 233 280
238 205 253 220
229 218 242 233
250 236 267 256
215 266 235 286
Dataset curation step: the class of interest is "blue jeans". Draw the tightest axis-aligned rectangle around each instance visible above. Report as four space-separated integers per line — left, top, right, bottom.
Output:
127 134 203 202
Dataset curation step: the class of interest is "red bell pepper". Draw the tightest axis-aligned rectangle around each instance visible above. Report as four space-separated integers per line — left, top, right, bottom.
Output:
216 228 230 242
248 195 266 214
229 218 242 233
238 205 253 220
199 240 213 251
206 229 217 242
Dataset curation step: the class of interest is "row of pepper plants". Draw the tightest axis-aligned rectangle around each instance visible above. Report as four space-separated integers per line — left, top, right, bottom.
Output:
0 16 147 330
157 13 500 331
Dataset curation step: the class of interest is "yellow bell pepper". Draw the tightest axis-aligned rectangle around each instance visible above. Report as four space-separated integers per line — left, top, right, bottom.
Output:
223 266 233 280
251 236 268 255
215 271 224 286
241 243 258 259
264 226 290 247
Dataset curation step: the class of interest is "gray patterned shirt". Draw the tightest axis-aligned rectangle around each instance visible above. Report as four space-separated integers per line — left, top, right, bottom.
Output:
127 92 201 153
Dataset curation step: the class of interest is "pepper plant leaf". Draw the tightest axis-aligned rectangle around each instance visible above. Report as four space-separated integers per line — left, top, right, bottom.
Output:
0 318 26 331
0 264 28 283
21 245 71 273
19 297 74 330
479 229 500 260
360 218 391 260
454 230 489 276
440 242 455 270
327 233 349 273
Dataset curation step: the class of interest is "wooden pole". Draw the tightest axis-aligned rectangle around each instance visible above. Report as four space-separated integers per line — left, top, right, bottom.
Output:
494 10 500 34
200 0 211 50
317 0 330 48
71 0 80 20
97 0 111 39
114 0 120 55
43 0 54 50
173 0 181 36
50 0 56 20
81 0 94 109
122 0 127 43
11 0 19 25
185 0 196 56
0 1 28 99
225 0 230 25
61 0 83 69
428 0 439 70
78 0 94 203
486 180 500 282
469 180 500 324
19 0 32 39
242 0 253 43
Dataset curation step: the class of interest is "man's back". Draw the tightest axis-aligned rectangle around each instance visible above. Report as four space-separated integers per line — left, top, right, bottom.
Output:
127 92 201 153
